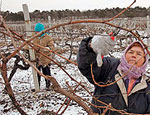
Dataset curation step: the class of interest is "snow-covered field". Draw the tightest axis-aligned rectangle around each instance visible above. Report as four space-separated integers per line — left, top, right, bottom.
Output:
0 57 94 115
1 54 150 115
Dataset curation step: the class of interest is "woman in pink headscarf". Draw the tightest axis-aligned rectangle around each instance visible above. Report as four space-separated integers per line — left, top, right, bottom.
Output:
77 34 150 115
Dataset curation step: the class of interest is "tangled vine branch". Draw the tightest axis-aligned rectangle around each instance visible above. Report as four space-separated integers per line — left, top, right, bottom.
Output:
1 0 149 114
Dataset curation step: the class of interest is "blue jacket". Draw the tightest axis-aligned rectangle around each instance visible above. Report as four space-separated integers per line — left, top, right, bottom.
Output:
77 37 150 115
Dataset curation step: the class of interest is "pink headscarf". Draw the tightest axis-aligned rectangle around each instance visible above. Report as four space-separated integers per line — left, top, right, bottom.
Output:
117 41 148 80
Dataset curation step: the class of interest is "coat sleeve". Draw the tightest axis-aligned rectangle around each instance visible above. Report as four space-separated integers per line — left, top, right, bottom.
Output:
47 35 55 59
77 37 117 85
47 35 54 51
145 86 150 113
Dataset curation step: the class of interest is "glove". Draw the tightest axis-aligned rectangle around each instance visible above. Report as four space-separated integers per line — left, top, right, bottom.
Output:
90 33 116 67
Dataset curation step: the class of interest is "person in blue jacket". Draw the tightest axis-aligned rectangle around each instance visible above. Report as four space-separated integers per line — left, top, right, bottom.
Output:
77 33 150 115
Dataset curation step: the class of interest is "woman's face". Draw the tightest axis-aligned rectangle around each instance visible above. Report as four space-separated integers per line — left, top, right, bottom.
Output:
125 46 145 67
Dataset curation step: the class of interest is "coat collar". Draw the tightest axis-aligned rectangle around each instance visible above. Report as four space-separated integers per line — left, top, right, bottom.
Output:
115 70 148 106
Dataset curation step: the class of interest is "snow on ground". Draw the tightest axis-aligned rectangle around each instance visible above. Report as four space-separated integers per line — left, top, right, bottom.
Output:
0 57 94 115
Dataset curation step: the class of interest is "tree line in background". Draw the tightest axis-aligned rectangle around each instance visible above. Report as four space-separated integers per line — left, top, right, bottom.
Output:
2 6 150 21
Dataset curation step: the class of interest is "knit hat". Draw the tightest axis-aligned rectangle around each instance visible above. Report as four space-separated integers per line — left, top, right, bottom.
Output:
34 23 45 32
117 41 148 80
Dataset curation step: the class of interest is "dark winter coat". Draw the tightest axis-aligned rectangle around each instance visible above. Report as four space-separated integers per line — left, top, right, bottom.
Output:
77 37 150 115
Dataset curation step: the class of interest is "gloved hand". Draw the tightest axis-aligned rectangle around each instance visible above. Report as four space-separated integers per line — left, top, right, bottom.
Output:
90 33 116 67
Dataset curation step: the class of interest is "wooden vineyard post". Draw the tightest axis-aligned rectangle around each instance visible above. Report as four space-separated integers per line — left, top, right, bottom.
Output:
48 16 53 36
48 16 52 28
147 15 150 50
22 4 40 91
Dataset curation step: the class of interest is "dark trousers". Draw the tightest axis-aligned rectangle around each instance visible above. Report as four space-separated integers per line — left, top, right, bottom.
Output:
37 65 51 88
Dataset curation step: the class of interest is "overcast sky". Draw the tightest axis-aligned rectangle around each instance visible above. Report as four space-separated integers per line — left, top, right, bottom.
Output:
2 0 150 12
